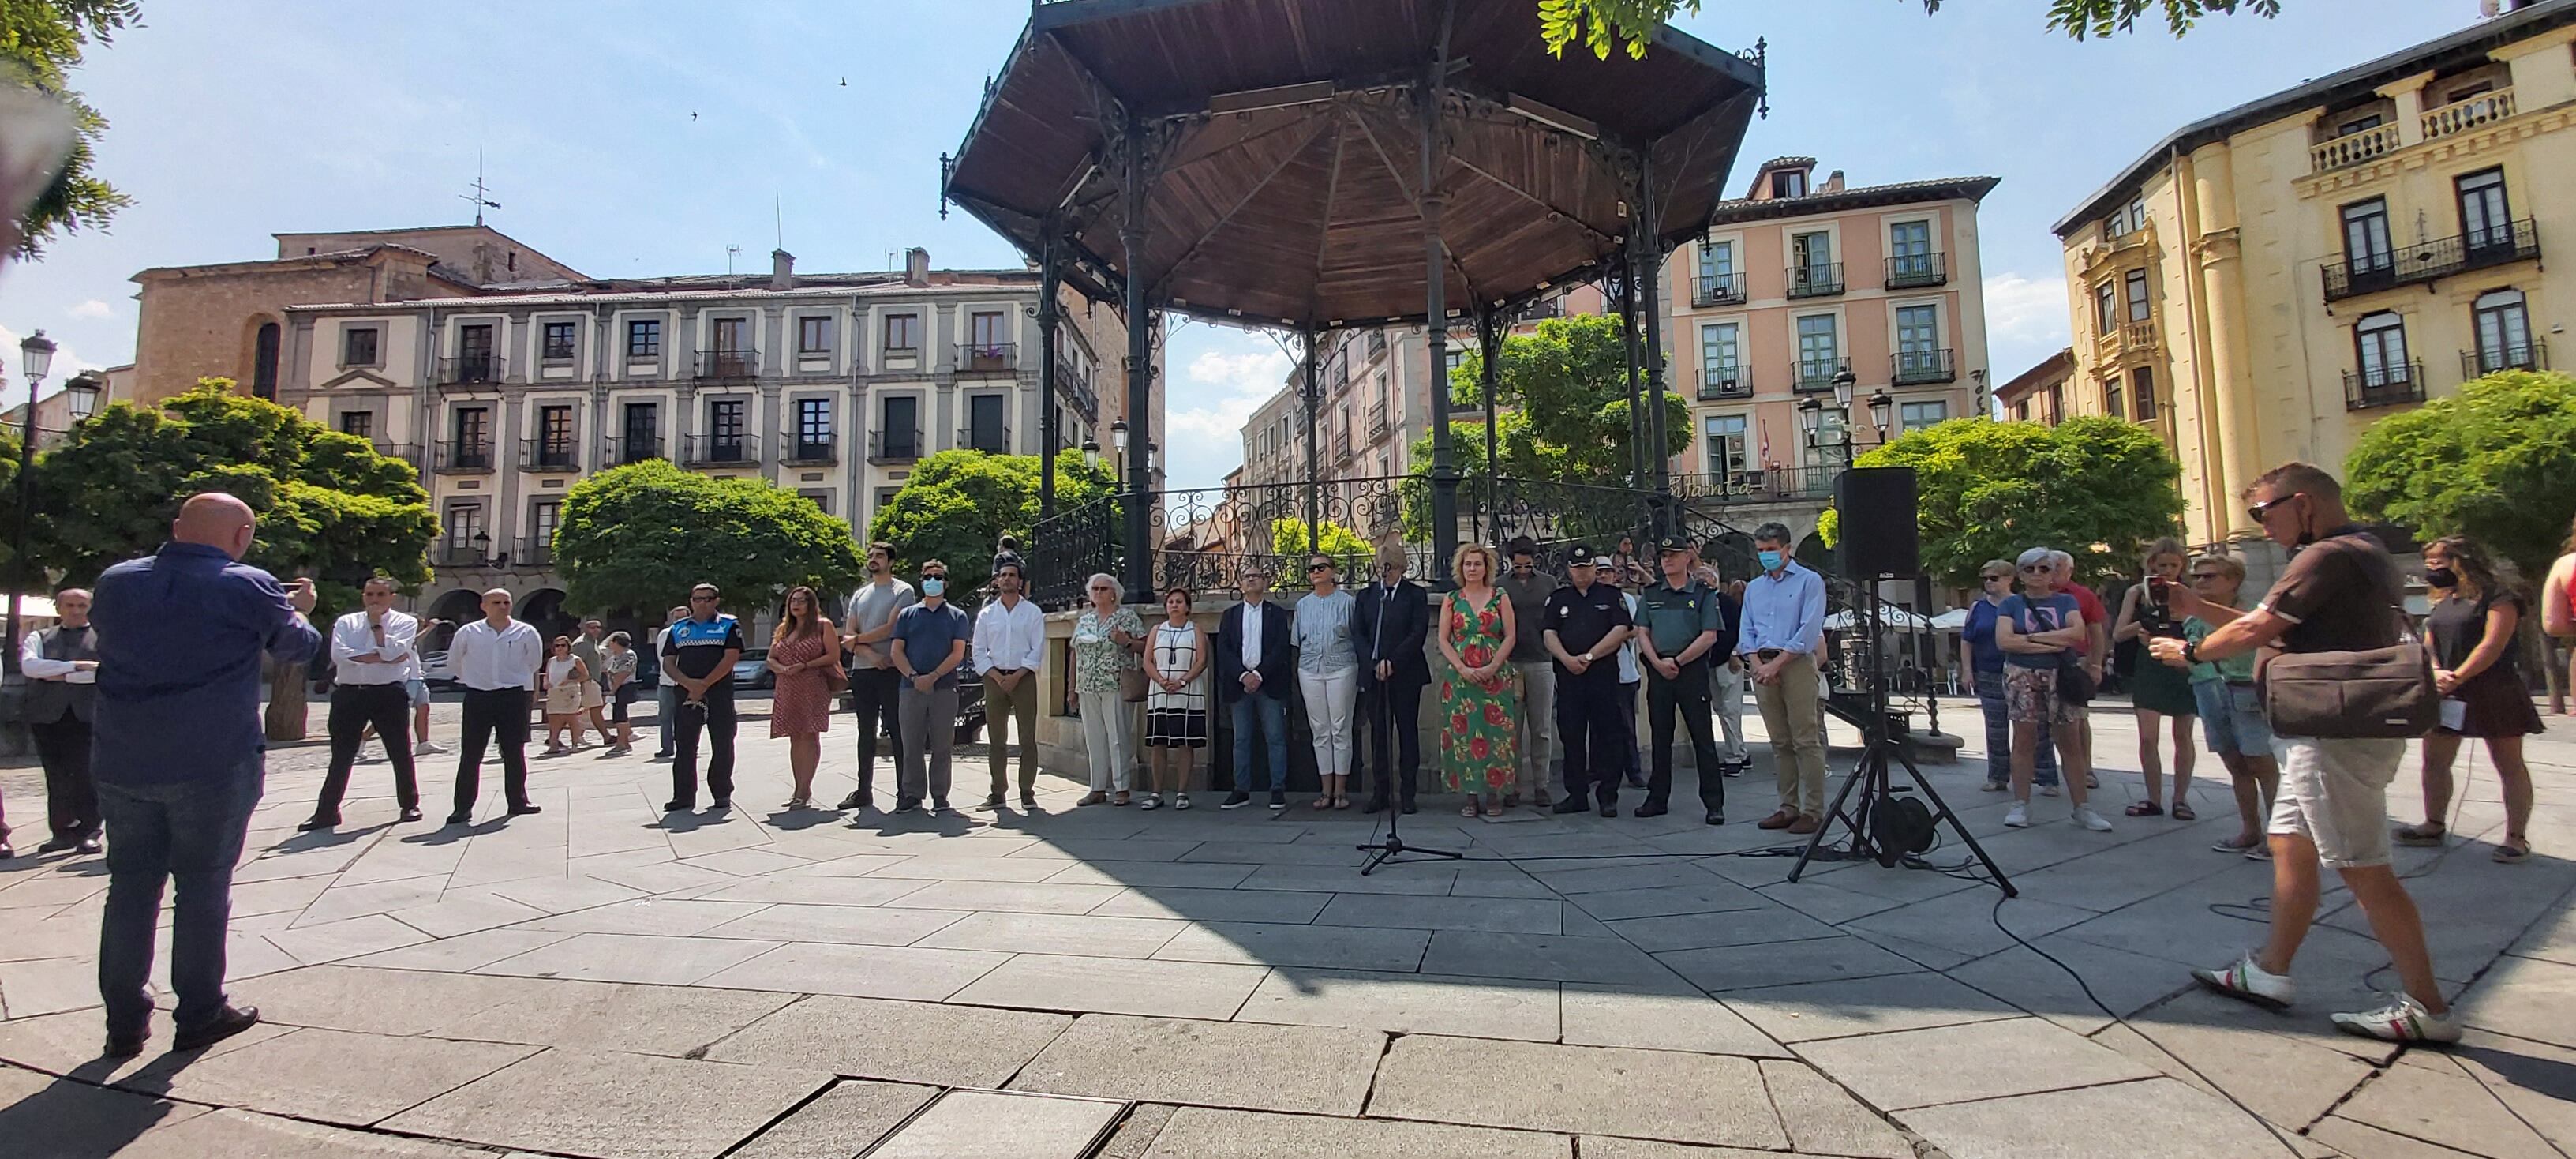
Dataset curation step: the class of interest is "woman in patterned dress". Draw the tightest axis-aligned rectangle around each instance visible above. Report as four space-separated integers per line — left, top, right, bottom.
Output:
1141 587 1211 810
766 585 841 809
1437 542 1520 817
1071 574 1148 805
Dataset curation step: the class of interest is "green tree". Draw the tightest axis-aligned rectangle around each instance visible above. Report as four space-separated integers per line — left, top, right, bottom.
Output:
2 0 140 257
22 380 436 737
1541 0 2280 58
1841 415 2185 588
555 459 865 619
1440 313 1690 486
867 451 1114 598
2346 369 2576 583
1269 516 1372 576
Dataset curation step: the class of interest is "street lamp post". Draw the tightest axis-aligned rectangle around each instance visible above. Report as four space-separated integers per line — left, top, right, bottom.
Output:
6 329 58 687
1110 420 1130 489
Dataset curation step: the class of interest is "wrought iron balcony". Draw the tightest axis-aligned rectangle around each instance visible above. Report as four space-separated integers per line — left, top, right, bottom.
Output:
1698 365 1750 400
432 542 488 569
781 436 838 466
432 441 496 474
370 441 422 470
1512 298 1564 323
1366 332 1389 361
1786 263 1844 299
869 429 923 464
958 423 1011 454
1673 465 1841 504
1793 356 1851 392
2343 362 2426 411
605 436 664 467
695 350 759 381
1885 253 1948 290
2461 339 2548 378
1333 430 1354 463
1892 348 1956 386
1366 407 1389 440
519 438 581 473
682 433 758 467
2322 218 2538 301
518 538 554 569
437 354 504 386
1691 273 1747 308
958 343 1018 373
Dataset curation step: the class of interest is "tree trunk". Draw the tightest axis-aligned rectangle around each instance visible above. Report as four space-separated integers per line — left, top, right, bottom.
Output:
264 654 309 741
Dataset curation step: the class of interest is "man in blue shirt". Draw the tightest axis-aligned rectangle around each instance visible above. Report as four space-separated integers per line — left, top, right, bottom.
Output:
889 559 972 814
89 493 320 1058
661 583 745 812
1733 522 1829 835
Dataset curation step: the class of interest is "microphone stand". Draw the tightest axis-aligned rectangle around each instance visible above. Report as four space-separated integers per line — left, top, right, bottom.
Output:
1355 588 1459 876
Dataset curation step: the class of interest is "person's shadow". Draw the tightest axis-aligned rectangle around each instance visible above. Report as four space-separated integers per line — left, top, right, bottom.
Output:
0 1046 205 1157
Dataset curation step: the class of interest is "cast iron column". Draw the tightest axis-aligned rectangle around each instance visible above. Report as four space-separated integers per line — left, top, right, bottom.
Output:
1634 163 1672 500
1302 330 1321 555
1037 231 1061 522
1614 258 1644 491
1121 122 1154 602
1477 308 1501 546
1421 74 1456 586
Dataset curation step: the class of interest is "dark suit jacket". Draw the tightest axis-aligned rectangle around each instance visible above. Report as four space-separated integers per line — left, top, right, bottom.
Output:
1213 598 1294 703
1351 580 1432 691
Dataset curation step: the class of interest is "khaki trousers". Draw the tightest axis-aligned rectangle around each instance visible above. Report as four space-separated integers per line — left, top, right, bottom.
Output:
1753 651 1829 817
983 672 1040 797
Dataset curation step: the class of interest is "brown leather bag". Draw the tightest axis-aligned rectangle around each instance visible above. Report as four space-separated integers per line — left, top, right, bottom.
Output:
2260 606 2436 740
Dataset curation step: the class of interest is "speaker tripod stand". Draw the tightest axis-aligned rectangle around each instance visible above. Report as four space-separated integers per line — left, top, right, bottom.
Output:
1787 588 2015 896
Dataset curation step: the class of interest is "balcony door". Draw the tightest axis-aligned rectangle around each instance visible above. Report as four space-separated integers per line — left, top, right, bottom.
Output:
2342 198 2393 278
1702 414 1747 478
2354 312 2409 388
1699 322 1739 392
1889 220 1933 283
968 311 1008 364
444 501 485 560
458 324 496 382
882 395 919 458
968 394 1005 452
1795 315 1839 386
707 398 747 462
2457 168 2511 254
537 405 575 468
2474 289 2533 373
526 499 560 561
796 397 833 458
621 402 659 463
1895 306 1939 381
452 406 490 467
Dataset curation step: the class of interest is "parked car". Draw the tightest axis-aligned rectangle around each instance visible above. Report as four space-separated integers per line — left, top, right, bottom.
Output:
419 649 460 691
730 648 773 690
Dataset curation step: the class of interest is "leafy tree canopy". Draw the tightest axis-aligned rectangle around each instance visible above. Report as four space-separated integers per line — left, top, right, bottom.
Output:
1840 415 2185 588
556 458 865 617
1270 516 1372 576
1541 0 2280 58
2 0 139 257
2346 369 2576 582
1440 311 1690 486
868 451 1114 598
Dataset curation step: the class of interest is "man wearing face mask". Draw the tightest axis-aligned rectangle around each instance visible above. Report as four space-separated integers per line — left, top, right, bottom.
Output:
1736 523 1829 834
888 561 972 814
837 542 916 811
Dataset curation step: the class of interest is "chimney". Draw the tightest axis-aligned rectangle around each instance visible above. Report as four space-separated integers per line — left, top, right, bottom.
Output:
1823 170 1846 193
905 246 930 287
770 249 795 291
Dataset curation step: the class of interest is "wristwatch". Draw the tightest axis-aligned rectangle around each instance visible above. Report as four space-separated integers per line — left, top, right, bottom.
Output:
2180 640 2201 665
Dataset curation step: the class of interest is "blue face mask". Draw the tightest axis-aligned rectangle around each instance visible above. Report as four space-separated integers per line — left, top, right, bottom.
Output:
921 577 945 598
1757 549 1785 572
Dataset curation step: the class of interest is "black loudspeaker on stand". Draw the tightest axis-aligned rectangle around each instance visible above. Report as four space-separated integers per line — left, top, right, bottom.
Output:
1356 680 1461 876
1789 467 2015 896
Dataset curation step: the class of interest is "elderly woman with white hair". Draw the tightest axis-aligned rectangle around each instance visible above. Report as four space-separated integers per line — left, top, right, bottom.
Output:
1070 573 1147 805
1994 546 2111 832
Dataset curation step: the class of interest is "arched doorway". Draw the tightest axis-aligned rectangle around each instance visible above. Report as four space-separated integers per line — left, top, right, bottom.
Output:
519 588 573 642
1795 531 1833 576
425 588 484 640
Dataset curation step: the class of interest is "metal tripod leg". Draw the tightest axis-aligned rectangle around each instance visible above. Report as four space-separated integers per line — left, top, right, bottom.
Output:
1885 743 2017 897
1788 741 1887 882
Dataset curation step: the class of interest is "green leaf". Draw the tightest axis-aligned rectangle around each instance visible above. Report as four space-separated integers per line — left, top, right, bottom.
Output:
2346 369 2576 580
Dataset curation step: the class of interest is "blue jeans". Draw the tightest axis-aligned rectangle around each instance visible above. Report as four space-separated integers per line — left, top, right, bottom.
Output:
1231 693 1290 793
95 760 264 1039
1975 670 2057 786
654 681 680 756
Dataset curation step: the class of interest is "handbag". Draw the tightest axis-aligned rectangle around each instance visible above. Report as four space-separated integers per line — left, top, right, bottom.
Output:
2055 651 2095 704
1120 663 1150 703
823 663 850 694
2260 613 2436 740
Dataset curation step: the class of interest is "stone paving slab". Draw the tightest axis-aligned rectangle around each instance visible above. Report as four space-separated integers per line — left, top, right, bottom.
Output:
0 1059 207 1157
2333 1048 2563 1159
1090 886 1332 924
226 966 545 1037
700 901 968 945
260 913 432 965
424 977 796 1057
139 1026 535 1127
1365 1034 1784 1150
1556 984 1792 1058
1655 934 1925 992
1041 860 1262 889
1312 892 1563 934
1009 1013 1383 1115
691 871 930 906
1938 935 2195 1034
725 1078 938 1159
0 955 104 1018
1602 903 1841 953
695 940 1012 1001
1418 929 1678 987
705 994 1073 1086
478 931 783 985
1757 1058 1915 1159
883 880 1129 914
1140 1106 1573 1158
1235 968 1560 1041
1892 1076 2319 1159
1719 970 2023 1044
1150 920 1431 971
380 1048 830 1159
0 1005 291 1086
2091 1011 2378 1132
949 952 1269 1019
1576 1140 1808 1159
1796 1016 2161 1112
343 927 578 973
2461 952 2576 1051
519 896 771 936
116 1106 504 1159
867 1088 1126 1159
918 910 1189 958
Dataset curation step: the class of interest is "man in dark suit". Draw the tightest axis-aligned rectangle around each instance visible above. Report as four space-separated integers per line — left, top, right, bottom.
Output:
1353 543 1432 814
1215 563 1297 810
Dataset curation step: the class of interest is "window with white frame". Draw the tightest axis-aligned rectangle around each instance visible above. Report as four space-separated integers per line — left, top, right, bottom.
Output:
1699 322 1740 390
1702 414 1748 477
1898 400 1947 433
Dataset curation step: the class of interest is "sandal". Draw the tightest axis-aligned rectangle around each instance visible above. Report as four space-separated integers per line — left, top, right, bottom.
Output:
1462 801 1484 819
1112 792 1132 806
2494 835 2530 864
2170 803 2196 822
1334 796 1354 810
2125 801 2164 817
2212 834 2263 853
2392 822 2446 847
1312 797 1334 811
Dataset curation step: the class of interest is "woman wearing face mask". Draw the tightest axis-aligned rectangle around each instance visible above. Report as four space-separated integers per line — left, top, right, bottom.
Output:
2395 537 2541 861
2111 538 2199 820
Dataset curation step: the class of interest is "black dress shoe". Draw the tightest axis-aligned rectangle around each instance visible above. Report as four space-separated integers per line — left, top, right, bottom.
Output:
1362 797 1387 815
711 797 732 811
837 790 870 811
507 803 542 816
173 1005 259 1052
1706 811 1726 826
1021 793 1040 812
1551 797 1592 815
103 1031 147 1059
444 812 472 826
1598 800 1619 818
295 816 339 832
0 842 13 859
891 797 923 815
75 837 101 855
1634 802 1668 818
35 835 80 853
1400 801 1417 815
398 808 424 823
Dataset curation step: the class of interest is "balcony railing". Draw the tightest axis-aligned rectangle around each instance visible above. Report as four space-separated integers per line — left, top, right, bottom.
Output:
432 441 496 474
519 438 581 473
437 354 504 386
1674 465 1842 504
869 429 923 464
1892 348 1956 386
1793 356 1852 392
518 538 554 569
1333 431 1354 463
1366 332 1389 361
682 433 758 467
1786 263 1844 299
2461 339 2548 378
370 441 422 470
1698 365 1750 400
2343 361 2426 411
1512 298 1564 323
605 435 664 467
1691 273 1747 308
958 343 1017 373
1366 407 1388 439
2322 218 2539 301
781 436 838 465
2422 87 2515 141
2310 122 2401 173
432 542 489 569
695 350 759 381
958 424 1010 454
1885 253 1948 290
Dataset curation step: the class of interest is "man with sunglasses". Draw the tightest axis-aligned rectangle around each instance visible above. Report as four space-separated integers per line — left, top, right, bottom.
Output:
2150 463 2457 1044
661 583 744 813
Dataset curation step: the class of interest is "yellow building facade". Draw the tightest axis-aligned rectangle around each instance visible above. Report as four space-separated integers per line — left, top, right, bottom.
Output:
2054 2 2576 546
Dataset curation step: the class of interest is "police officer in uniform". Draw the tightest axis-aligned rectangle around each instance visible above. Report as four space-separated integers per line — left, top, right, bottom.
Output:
1636 538 1728 825
1543 546 1634 816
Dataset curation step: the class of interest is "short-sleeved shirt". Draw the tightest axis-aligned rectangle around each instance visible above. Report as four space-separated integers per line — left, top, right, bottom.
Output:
1542 581 1631 677
846 579 920 670
1638 580 1724 663
2259 528 2403 655
2066 583 2108 655
1071 605 1145 694
1998 593 2083 670
661 614 747 685
2181 615 2256 684
1500 571 1557 662
891 602 972 689
571 635 608 688
1291 588 1357 675
2428 590 2521 673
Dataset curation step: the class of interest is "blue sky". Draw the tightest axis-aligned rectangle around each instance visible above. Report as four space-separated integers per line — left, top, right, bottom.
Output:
0 0 2481 492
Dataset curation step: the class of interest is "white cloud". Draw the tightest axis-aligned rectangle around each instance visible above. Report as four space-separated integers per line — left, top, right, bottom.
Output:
1983 272 2071 352
1158 332 1294 491
66 299 112 321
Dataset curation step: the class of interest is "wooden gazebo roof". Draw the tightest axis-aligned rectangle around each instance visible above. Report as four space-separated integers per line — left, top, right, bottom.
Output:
942 0 1765 329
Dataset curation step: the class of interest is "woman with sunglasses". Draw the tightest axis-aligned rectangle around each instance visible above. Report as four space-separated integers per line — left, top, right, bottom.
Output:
2396 536 2541 862
2171 553 2275 856
1070 574 1146 805
1964 559 2054 793
1994 546 2111 832
1294 556 1360 808
2111 538 2200 820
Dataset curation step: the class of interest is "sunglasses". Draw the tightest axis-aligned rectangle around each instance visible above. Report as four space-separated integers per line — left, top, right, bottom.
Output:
2246 493 2300 523
2019 564 2051 574
1308 564 1331 572
690 595 717 602
1980 573 2010 582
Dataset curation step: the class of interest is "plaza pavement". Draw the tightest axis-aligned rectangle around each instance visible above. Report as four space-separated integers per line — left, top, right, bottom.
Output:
1 696 2570 1158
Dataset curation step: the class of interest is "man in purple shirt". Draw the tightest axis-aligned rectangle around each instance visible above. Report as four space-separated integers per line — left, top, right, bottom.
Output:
89 493 320 1058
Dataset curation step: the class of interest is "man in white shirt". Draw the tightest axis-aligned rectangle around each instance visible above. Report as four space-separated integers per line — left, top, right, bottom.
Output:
18 587 103 855
446 587 545 826
649 605 688 760
972 559 1048 810
300 577 424 830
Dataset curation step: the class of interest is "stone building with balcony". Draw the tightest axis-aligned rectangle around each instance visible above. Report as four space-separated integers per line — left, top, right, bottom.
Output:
2051 0 2576 546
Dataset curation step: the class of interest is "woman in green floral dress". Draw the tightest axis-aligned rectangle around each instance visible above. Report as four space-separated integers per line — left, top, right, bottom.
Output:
1436 543 1521 817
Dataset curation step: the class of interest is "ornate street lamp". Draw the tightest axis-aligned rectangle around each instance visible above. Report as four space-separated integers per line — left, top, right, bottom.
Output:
1830 366 1855 413
1081 438 1099 471
6 330 58 683
64 373 101 422
1866 388 1895 437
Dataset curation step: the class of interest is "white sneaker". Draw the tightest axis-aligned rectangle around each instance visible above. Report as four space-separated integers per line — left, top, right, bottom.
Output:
2192 951 2296 1010
1138 794 1161 811
2331 994 2463 1044
2039 784 2061 797
2072 807 2114 832
414 741 448 755
2004 803 2030 828
1173 793 1193 810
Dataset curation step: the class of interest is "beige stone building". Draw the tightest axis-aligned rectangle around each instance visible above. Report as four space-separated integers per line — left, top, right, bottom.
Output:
1996 348 2074 426
2051 1 2576 546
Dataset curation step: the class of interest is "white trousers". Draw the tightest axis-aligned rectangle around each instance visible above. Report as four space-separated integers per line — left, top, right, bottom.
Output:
1299 668 1359 777
1077 690 1133 793
1710 661 1749 763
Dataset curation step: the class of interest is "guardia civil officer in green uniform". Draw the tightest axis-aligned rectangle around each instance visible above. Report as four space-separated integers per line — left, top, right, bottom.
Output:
1635 535 1728 824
